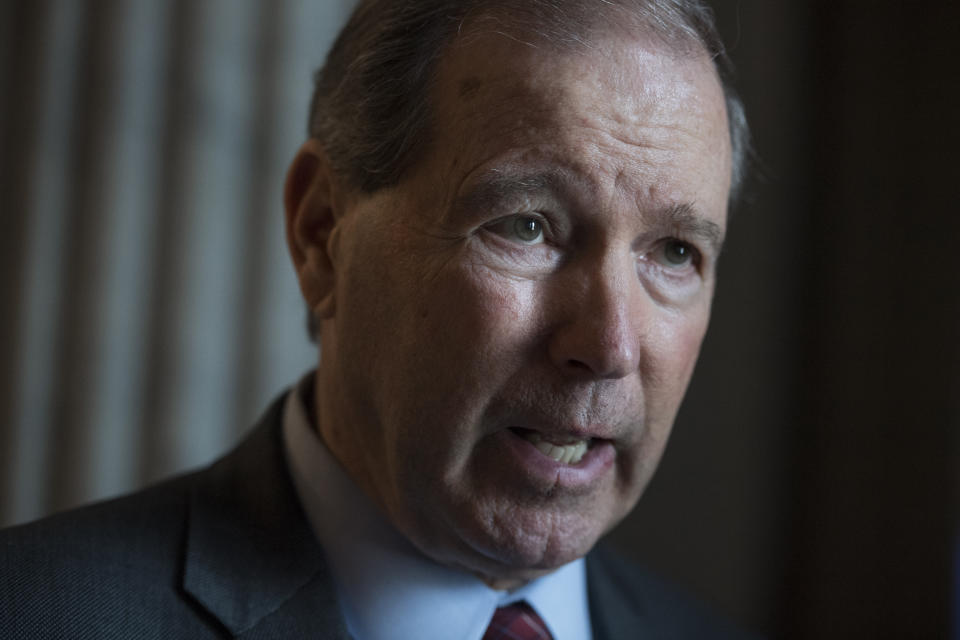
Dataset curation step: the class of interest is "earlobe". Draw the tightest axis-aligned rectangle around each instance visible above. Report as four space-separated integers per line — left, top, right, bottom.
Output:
283 139 344 320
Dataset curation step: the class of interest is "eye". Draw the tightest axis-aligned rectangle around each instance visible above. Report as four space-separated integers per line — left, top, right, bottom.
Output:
486 215 545 245
655 239 699 268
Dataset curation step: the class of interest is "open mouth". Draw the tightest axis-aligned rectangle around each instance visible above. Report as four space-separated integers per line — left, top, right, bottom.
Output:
509 427 594 465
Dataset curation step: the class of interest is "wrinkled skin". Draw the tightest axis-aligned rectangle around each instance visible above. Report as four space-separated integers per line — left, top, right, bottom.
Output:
285 27 731 589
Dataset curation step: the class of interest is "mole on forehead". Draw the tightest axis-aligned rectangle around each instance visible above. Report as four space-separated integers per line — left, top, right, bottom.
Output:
458 76 485 100
452 65 554 102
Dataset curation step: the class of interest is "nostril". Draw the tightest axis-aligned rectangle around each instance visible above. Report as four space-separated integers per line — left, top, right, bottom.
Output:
548 313 640 380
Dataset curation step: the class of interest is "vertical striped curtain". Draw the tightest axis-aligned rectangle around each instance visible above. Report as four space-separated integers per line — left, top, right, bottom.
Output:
0 0 352 527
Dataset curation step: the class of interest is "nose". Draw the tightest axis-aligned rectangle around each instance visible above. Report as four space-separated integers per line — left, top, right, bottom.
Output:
547 252 643 380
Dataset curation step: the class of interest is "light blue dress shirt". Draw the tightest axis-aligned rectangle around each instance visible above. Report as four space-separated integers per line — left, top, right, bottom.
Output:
282 375 593 640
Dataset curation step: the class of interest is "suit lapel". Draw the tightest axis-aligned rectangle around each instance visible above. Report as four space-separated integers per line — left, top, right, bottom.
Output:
182 396 351 639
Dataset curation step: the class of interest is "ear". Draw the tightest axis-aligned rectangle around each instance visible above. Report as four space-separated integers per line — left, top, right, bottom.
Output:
283 139 347 320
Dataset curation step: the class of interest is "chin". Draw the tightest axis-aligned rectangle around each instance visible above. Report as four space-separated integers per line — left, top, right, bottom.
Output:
399 471 630 584
456 509 606 581
463 537 593 590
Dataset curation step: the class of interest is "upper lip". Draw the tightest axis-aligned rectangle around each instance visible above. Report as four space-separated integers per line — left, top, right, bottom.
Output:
508 423 614 443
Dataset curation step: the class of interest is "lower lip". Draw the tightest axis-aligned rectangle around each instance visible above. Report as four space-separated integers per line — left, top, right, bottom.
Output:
496 429 616 492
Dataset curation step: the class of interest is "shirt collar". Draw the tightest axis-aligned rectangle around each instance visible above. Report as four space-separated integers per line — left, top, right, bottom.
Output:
282 373 593 640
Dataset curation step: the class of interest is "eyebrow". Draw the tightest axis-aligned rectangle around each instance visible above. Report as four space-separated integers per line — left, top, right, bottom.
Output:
452 170 569 216
645 203 726 254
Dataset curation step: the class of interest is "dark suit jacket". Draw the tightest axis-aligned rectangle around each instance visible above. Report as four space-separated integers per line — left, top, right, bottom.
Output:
1 396 751 639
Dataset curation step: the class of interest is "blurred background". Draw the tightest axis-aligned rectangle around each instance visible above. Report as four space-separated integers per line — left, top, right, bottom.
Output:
1 1 957 638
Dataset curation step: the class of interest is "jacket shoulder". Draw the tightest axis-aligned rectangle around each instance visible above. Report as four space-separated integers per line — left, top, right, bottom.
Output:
0 472 223 638
587 544 760 640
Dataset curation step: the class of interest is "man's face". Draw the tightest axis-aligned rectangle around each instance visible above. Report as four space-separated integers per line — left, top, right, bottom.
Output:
309 28 731 585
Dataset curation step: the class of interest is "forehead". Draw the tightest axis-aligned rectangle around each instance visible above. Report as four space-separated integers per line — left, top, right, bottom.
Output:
414 25 732 219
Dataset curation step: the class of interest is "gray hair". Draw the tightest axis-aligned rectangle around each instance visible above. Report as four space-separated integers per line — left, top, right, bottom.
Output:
311 0 749 199
305 0 749 338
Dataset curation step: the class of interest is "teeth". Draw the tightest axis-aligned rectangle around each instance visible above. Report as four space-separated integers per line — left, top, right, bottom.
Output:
521 431 589 464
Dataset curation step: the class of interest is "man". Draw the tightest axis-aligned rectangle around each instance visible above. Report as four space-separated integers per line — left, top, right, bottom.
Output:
1 0 751 638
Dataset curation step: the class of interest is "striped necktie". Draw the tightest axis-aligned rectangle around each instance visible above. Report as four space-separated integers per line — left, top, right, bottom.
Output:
482 601 554 640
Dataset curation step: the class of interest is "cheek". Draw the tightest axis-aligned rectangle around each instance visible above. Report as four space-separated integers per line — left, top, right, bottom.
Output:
644 305 711 405
416 262 540 360
621 308 710 490
674 314 710 382
381 262 543 443
388 268 544 505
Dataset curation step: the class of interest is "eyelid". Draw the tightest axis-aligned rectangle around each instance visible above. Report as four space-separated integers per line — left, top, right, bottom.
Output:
484 212 552 241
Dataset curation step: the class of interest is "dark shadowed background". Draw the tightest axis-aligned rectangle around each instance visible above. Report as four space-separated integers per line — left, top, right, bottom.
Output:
1 1 957 638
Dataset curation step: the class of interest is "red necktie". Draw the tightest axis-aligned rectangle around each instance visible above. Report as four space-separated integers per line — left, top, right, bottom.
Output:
482 601 554 640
